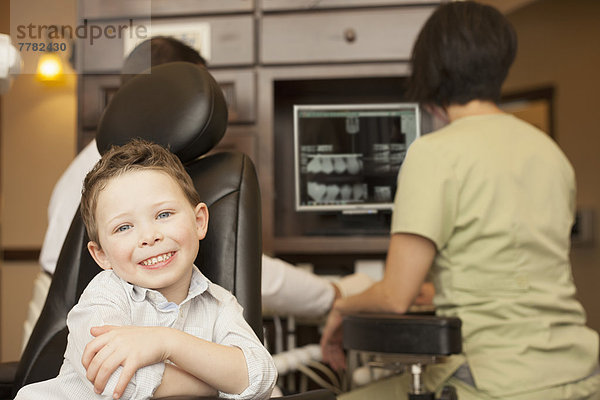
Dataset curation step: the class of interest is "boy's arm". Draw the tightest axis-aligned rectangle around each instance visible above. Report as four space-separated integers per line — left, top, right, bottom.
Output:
161 329 250 395
83 325 230 398
204 287 277 400
66 274 166 399
85 295 276 400
153 363 217 398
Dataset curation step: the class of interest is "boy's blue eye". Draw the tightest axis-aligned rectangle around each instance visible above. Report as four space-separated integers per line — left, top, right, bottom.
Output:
157 211 171 219
116 225 131 232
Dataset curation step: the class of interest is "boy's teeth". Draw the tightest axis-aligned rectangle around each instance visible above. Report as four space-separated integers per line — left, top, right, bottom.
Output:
142 252 172 266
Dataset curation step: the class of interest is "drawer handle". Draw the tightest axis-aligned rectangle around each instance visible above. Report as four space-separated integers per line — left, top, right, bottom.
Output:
344 28 357 43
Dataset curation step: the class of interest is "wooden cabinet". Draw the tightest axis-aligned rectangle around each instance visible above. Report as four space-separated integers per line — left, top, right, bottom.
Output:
210 69 256 123
79 15 254 73
80 75 120 129
256 64 419 257
76 1 439 267
80 0 254 19
261 0 437 11
76 2 258 150
257 5 436 260
260 7 432 64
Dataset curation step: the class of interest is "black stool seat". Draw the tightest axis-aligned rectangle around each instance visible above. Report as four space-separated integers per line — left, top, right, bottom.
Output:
343 314 462 356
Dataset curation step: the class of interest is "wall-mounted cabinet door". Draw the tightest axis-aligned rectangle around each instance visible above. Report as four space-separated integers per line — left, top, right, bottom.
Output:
261 0 438 11
260 7 434 65
151 0 254 16
210 126 257 165
211 69 256 124
79 0 151 19
79 15 255 73
79 69 254 135
80 0 254 19
80 74 121 130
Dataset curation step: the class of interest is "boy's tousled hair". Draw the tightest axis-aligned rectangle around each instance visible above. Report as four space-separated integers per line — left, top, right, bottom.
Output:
81 139 201 244
406 1 517 107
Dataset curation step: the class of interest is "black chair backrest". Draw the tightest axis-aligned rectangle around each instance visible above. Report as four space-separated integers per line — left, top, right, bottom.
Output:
13 63 262 394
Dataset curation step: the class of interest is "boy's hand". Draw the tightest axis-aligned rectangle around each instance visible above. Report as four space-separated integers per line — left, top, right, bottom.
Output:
82 325 169 399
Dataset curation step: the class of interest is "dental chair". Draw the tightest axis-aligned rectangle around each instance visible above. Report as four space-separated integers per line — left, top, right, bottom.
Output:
0 62 333 400
343 313 462 399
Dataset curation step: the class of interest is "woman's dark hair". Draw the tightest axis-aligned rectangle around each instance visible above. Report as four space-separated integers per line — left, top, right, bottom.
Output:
406 1 517 107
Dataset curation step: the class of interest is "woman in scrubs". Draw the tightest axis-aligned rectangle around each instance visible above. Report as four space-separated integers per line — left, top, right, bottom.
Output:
320 2 600 399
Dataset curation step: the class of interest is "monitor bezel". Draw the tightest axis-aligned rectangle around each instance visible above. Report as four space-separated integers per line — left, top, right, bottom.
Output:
293 102 421 213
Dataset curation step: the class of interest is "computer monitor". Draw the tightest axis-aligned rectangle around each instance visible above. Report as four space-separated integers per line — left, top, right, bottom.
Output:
293 103 421 212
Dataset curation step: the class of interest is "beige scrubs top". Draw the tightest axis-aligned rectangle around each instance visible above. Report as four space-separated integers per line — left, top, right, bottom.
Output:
392 114 598 397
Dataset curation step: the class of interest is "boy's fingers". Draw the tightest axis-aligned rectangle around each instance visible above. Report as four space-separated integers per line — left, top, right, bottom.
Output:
90 325 118 336
82 338 102 368
93 352 125 394
113 364 136 399
82 334 110 368
85 343 114 383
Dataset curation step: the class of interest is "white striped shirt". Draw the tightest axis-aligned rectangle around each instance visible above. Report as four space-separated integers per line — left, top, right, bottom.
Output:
16 267 276 400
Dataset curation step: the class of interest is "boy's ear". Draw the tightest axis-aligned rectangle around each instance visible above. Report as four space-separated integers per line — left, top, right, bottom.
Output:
87 241 112 270
194 202 209 240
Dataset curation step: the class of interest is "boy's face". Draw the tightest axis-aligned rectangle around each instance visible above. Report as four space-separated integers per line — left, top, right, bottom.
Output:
87 169 208 303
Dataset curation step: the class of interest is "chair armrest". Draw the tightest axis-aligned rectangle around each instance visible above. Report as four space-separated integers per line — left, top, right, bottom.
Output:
0 361 18 400
153 389 336 400
343 313 462 355
278 389 337 399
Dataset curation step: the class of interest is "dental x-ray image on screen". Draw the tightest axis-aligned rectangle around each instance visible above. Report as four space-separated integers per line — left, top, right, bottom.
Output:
293 103 421 212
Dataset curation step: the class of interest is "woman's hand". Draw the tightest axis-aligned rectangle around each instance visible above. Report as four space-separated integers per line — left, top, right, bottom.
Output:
320 235 436 373
414 282 435 305
320 304 346 372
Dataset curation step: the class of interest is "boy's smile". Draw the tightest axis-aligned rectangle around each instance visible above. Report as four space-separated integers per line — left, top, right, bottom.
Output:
139 251 174 268
87 169 208 304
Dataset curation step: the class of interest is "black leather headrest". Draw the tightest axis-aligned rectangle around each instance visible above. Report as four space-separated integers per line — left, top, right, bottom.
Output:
96 62 227 163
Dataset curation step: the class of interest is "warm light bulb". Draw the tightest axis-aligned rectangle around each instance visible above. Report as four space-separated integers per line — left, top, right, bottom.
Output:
36 53 64 81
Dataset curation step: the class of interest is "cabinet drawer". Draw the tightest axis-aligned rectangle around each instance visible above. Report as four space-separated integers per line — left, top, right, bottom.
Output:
150 16 255 67
80 75 121 129
210 127 257 164
262 0 437 11
80 69 254 129
260 7 434 64
151 0 254 16
211 69 256 124
80 0 151 19
80 15 254 72
80 0 254 19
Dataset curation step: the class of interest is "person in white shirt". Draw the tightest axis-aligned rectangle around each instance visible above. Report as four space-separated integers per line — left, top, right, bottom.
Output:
16 139 277 400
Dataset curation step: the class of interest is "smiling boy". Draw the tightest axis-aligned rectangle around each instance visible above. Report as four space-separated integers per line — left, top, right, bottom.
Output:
15 139 276 400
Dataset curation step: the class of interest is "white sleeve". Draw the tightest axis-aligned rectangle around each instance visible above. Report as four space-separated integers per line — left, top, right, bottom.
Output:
261 255 335 317
64 274 165 400
212 293 276 400
39 141 101 274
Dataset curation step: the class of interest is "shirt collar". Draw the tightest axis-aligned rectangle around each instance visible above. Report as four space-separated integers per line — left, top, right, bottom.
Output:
126 265 209 304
